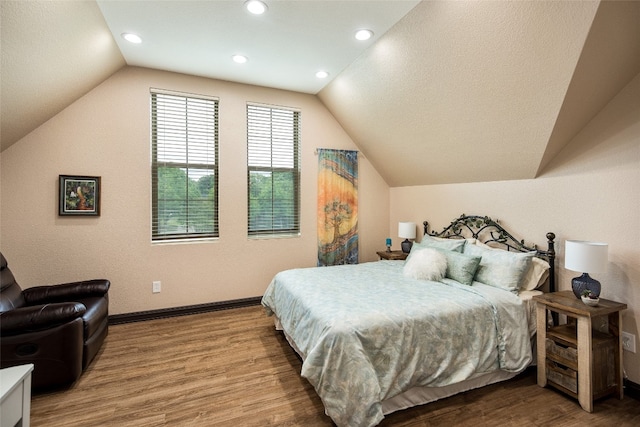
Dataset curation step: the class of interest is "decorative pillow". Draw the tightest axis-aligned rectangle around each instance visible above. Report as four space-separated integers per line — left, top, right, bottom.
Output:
463 243 533 293
474 240 549 291
434 248 481 286
414 235 466 253
403 248 448 281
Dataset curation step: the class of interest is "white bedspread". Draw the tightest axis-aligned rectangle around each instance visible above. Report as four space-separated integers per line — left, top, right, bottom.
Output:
261 260 532 427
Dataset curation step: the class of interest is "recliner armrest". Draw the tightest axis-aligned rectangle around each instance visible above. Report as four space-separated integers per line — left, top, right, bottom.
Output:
0 302 86 335
22 279 110 305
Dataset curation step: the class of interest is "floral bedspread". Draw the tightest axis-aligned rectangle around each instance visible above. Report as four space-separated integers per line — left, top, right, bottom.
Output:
261 260 532 427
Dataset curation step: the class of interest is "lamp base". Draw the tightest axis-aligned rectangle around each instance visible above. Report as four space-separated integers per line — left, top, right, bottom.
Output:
401 239 413 253
571 273 601 299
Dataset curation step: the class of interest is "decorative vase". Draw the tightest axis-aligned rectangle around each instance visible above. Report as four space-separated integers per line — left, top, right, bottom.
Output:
401 239 413 253
571 273 601 299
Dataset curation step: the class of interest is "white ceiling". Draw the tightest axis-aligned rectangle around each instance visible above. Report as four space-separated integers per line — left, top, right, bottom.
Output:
2 1 639 186
97 0 420 94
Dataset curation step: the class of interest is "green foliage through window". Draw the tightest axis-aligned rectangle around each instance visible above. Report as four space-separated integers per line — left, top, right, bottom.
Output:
151 91 219 241
247 104 300 236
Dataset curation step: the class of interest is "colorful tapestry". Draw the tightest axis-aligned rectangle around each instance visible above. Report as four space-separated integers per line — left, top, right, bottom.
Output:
317 149 358 266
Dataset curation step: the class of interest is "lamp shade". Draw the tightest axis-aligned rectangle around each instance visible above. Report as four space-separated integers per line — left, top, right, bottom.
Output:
565 240 608 273
398 222 416 239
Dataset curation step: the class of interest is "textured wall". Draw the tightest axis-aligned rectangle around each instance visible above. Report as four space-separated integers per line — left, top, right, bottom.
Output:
0 66 390 315
319 0 601 186
390 73 640 383
1 0 125 150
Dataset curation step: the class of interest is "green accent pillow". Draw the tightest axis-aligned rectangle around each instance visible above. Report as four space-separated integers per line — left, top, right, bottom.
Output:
434 248 481 286
463 243 534 293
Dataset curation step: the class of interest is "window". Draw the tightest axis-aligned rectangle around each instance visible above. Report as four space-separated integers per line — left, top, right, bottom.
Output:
247 104 300 237
151 90 218 241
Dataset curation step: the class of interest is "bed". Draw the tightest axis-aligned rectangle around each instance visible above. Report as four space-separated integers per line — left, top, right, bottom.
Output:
262 214 556 427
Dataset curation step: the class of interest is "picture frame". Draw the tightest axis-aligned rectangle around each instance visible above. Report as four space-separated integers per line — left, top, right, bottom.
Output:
59 175 101 216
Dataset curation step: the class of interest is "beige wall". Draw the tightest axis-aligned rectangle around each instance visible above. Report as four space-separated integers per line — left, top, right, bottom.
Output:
0 66 390 315
390 73 640 383
2 64 638 383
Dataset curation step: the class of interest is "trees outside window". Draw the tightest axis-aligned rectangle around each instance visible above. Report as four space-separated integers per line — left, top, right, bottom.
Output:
247 104 300 237
151 92 218 241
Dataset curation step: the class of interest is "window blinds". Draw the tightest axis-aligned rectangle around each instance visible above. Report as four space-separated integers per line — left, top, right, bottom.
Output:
247 104 300 236
151 91 219 241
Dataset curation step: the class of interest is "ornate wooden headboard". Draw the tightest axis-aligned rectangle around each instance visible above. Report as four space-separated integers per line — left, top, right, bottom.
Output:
423 214 556 293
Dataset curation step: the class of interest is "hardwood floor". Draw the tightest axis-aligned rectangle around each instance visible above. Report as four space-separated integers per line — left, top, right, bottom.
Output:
30 306 640 426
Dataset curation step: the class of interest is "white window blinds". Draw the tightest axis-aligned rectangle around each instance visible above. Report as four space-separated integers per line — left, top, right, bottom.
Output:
247 104 300 236
151 91 219 241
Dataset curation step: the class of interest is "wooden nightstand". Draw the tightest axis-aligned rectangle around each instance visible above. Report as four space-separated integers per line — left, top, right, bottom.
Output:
533 291 627 412
376 250 408 261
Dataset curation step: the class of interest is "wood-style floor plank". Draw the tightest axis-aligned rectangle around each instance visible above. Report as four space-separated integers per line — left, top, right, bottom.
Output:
30 306 640 426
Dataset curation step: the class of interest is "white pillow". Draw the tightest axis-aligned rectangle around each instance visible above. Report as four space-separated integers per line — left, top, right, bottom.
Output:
425 234 476 246
415 235 466 253
521 256 550 291
403 248 448 281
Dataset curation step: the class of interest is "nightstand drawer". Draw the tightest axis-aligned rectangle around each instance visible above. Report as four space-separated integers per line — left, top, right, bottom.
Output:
546 361 577 394
545 338 578 369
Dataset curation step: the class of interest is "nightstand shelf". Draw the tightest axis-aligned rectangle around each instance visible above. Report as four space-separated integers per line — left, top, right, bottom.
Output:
533 291 626 412
376 250 408 261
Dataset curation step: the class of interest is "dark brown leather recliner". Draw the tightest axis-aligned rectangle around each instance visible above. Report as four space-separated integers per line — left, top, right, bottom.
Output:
0 252 110 390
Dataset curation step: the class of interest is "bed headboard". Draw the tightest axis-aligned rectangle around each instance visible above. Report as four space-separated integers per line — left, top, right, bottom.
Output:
423 214 556 293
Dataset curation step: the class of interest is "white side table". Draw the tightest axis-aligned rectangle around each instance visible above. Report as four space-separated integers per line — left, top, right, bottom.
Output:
1 364 34 427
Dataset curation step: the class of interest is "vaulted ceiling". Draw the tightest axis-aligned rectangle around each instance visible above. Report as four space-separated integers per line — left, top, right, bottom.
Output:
2 1 639 187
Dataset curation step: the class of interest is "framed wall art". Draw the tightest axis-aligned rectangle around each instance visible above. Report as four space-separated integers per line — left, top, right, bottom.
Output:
59 175 101 216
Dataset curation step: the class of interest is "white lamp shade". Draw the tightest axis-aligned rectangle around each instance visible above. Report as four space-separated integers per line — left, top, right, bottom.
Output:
398 222 416 239
565 240 608 273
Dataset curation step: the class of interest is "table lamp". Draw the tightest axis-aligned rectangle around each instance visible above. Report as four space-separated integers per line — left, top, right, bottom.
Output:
565 240 608 299
398 222 416 253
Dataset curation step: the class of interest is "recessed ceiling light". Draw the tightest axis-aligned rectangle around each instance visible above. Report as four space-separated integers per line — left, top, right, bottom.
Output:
355 29 374 41
122 33 142 44
245 0 268 15
315 71 329 79
232 54 248 64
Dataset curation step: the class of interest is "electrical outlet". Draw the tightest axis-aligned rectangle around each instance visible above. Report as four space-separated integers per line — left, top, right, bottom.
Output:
152 281 161 294
622 332 636 353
